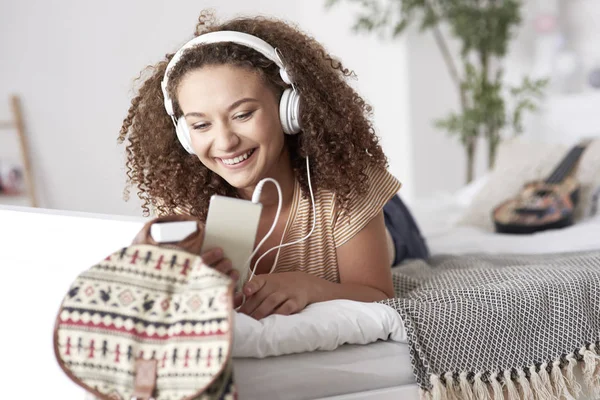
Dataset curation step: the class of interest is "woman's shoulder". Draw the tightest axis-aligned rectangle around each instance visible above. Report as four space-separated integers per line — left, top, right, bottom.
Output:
309 164 401 212
331 164 401 246
364 164 402 192
334 164 401 206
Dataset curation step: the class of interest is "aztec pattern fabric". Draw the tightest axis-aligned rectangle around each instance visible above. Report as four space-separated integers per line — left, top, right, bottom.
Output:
380 250 600 400
54 237 236 400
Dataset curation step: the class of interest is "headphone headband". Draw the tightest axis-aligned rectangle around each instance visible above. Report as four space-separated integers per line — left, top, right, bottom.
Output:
161 30 292 116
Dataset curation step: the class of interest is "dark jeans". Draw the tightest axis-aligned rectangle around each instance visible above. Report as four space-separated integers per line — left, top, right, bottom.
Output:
383 195 430 266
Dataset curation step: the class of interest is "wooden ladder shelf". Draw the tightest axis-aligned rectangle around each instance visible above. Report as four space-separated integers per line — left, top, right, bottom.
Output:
0 95 37 207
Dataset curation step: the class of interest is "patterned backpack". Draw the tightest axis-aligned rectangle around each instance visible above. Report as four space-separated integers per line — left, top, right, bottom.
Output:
53 215 237 400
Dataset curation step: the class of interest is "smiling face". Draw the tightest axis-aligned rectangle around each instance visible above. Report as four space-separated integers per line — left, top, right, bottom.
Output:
176 64 290 194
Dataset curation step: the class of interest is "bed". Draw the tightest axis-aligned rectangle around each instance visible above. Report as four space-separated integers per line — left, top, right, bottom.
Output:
1 156 599 399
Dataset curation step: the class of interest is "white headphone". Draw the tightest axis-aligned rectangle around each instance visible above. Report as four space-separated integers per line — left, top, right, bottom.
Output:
161 30 302 154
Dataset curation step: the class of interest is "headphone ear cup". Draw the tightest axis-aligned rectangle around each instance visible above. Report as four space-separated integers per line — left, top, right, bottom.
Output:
279 88 301 135
176 116 195 154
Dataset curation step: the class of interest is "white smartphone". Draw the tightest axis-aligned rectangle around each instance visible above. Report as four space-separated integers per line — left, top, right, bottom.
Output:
201 195 263 291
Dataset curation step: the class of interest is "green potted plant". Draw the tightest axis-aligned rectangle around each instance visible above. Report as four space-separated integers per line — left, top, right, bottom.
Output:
326 0 548 183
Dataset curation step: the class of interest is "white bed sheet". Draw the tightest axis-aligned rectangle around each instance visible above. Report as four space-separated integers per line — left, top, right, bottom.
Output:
427 217 600 255
233 340 413 400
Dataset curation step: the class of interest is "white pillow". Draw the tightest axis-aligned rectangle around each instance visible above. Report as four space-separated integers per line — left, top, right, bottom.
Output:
459 137 600 231
454 174 491 207
410 174 491 237
232 299 407 358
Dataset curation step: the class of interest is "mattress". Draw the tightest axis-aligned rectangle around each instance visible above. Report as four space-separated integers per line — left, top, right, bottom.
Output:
233 340 413 400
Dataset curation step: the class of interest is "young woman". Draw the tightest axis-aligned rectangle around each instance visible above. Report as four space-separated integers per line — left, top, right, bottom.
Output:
118 10 411 319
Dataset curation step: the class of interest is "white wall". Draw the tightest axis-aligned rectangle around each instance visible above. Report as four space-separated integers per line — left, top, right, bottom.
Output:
0 0 412 217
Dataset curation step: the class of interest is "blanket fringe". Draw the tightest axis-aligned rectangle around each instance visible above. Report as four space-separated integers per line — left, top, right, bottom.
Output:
420 387 433 400
580 343 600 398
458 372 475 400
473 372 490 400
517 368 534 400
565 353 582 397
503 369 520 400
444 371 460 400
537 362 555 398
430 374 446 400
489 372 504 400
551 359 575 400
528 364 553 400
421 343 600 400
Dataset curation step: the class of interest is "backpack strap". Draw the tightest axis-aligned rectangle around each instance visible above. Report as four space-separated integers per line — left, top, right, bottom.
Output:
133 215 204 255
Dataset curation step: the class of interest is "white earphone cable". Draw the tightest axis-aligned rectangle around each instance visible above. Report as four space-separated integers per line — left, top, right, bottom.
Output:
247 156 316 280
242 177 283 276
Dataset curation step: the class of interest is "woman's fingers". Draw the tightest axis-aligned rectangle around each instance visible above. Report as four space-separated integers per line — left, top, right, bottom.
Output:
233 292 244 309
200 247 223 266
238 278 275 318
250 291 288 320
212 258 240 282
273 299 298 316
212 258 233 275
230 269 240 281
200 248 238 281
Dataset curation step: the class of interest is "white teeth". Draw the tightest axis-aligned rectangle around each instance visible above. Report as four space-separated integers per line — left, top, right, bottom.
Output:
222 149 254 165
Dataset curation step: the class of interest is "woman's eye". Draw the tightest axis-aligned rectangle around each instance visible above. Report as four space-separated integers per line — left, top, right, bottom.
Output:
191 122 210 131
234 111 254 121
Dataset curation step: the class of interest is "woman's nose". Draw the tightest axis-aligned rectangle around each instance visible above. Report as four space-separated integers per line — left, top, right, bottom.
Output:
213 122 240 151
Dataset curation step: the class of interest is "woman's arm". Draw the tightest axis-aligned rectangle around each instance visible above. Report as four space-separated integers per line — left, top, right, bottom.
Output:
237 211 395 319
320 210 395 301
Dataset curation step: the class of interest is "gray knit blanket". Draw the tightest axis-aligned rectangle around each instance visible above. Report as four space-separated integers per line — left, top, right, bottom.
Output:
380 250 600 400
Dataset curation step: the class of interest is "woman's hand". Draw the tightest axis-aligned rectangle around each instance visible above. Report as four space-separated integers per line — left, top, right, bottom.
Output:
200 247 239 283
236 271 323 320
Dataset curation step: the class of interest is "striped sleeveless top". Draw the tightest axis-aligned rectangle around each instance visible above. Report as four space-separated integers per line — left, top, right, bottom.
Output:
254 165 401 283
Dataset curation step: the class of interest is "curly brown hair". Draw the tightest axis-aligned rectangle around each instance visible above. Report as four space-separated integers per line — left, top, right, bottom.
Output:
118 9 389 220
